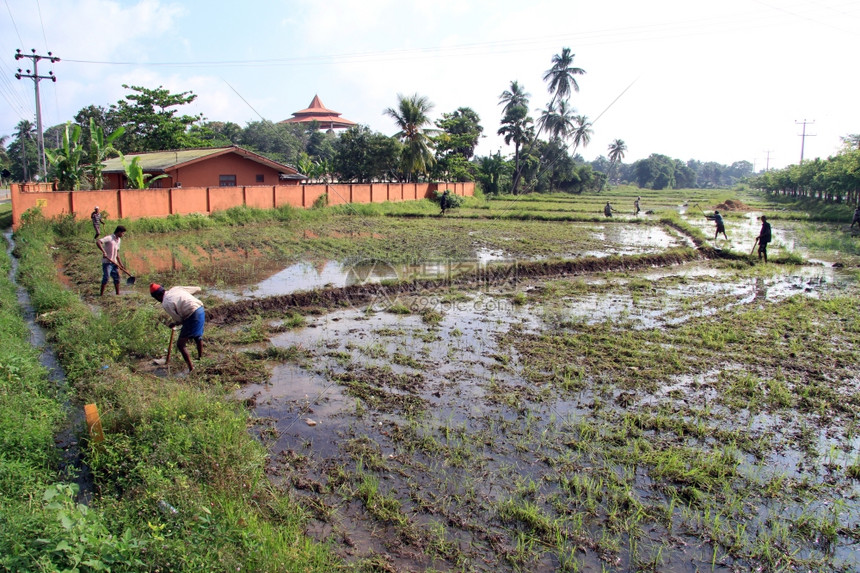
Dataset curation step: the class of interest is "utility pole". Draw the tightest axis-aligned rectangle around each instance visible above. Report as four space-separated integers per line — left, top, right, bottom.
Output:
15 48 60 180
795 119 815 164
763 149 773 172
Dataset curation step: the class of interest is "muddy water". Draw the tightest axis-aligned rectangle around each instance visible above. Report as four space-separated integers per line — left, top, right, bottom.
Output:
229 258 859 571
4 231 92 503
215 225 688 301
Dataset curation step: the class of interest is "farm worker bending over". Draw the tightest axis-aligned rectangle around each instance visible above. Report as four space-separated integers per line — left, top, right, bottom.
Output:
150 283 205 372
604 202 615 217
96 225 126 296
705 210 728 242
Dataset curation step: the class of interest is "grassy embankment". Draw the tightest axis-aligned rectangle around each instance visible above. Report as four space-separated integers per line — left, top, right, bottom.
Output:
1 204 339 572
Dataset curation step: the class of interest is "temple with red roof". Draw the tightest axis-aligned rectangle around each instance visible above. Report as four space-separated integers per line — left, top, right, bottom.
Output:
280 95 357 130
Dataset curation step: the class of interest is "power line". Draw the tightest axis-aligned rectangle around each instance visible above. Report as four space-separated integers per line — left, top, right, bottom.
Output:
3 0 24 46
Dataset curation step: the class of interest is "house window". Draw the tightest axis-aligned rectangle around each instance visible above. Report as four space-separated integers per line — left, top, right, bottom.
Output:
256 174 264 183
219 175 237 187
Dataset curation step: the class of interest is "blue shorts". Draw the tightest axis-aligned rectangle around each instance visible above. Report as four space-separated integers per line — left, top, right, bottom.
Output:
101 262 119 285
179 306 205 340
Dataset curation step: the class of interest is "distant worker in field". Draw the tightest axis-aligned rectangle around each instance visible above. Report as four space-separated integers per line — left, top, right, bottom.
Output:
757 216 772 262
150 283 205 372
705 210 728 243
440 189 452 216
96 225 127 296
851 206 860 229
634 196 641 216
604 201 615 217
91 206 102 239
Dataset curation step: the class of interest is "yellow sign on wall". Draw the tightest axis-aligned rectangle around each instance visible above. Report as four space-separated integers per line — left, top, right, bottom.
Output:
36 199 47 208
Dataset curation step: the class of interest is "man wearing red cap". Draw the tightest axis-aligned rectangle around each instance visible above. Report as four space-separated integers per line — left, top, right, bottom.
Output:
150 283 205 372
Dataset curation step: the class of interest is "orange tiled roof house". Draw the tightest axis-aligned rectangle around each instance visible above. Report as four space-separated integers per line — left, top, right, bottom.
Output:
100 146 305 189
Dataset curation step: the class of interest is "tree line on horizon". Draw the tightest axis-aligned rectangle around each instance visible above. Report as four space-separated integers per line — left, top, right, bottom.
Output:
0 50 778 193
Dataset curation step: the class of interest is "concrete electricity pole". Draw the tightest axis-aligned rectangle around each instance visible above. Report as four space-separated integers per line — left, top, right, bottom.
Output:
795 119 815 164
15 49 60 180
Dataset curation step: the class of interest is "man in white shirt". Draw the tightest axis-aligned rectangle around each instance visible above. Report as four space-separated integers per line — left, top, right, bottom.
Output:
150 283 205 372
96 225 126 295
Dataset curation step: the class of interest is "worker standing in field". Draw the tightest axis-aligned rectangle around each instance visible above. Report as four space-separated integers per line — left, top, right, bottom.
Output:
96 225 126 296
634 196 641 216
91 206 102 239
705 210 728 243
757 216 772 262
604 201 615 217
851 206 860 229
150 283 205 372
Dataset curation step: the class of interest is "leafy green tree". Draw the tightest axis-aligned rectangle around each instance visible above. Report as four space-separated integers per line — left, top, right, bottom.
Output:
187 121 242 147
433 107 483 181
385 93 437 182
239 120 303 165
109 85 207 152
44 122 86 190
435 107 483 160
840 134 860 152
0 135 9 174
474 151 511 195
332 125 401 183
306 130 336 161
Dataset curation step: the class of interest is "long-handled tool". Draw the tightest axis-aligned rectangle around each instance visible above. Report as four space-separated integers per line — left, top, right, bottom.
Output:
113 259 136 285
693 203 707 217
750 237 759 256
153 326 176 367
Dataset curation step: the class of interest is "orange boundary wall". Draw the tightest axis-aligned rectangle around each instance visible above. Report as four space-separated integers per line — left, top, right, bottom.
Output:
10 181 474 229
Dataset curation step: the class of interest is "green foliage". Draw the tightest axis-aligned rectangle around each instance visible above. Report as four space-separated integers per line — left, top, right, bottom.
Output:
749 150 860 205
385 93 437 182
109 84 207 153
332 125 401 183
44 122 86 190
120 154 169 189
87 117 125 190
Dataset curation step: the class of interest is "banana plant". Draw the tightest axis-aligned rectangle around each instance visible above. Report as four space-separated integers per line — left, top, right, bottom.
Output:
44 122 86 190
88 118 125 190
120 154 169 189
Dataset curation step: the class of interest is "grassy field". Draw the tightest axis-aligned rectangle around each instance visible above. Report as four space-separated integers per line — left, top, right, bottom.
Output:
2 187 860 572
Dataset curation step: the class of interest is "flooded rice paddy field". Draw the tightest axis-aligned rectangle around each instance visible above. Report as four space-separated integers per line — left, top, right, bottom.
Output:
167 211 856 572
97 205 860 572
230 262 860 572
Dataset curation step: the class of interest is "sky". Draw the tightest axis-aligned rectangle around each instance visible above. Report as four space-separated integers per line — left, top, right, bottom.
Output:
1 0 858 172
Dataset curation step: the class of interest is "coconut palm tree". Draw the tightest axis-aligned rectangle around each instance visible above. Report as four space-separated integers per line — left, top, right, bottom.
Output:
571 115 593 157
537 99 576 142
542 47 586 108
385 93 436 182
13 120 36 181
602 138 627 191
499 81 530 116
